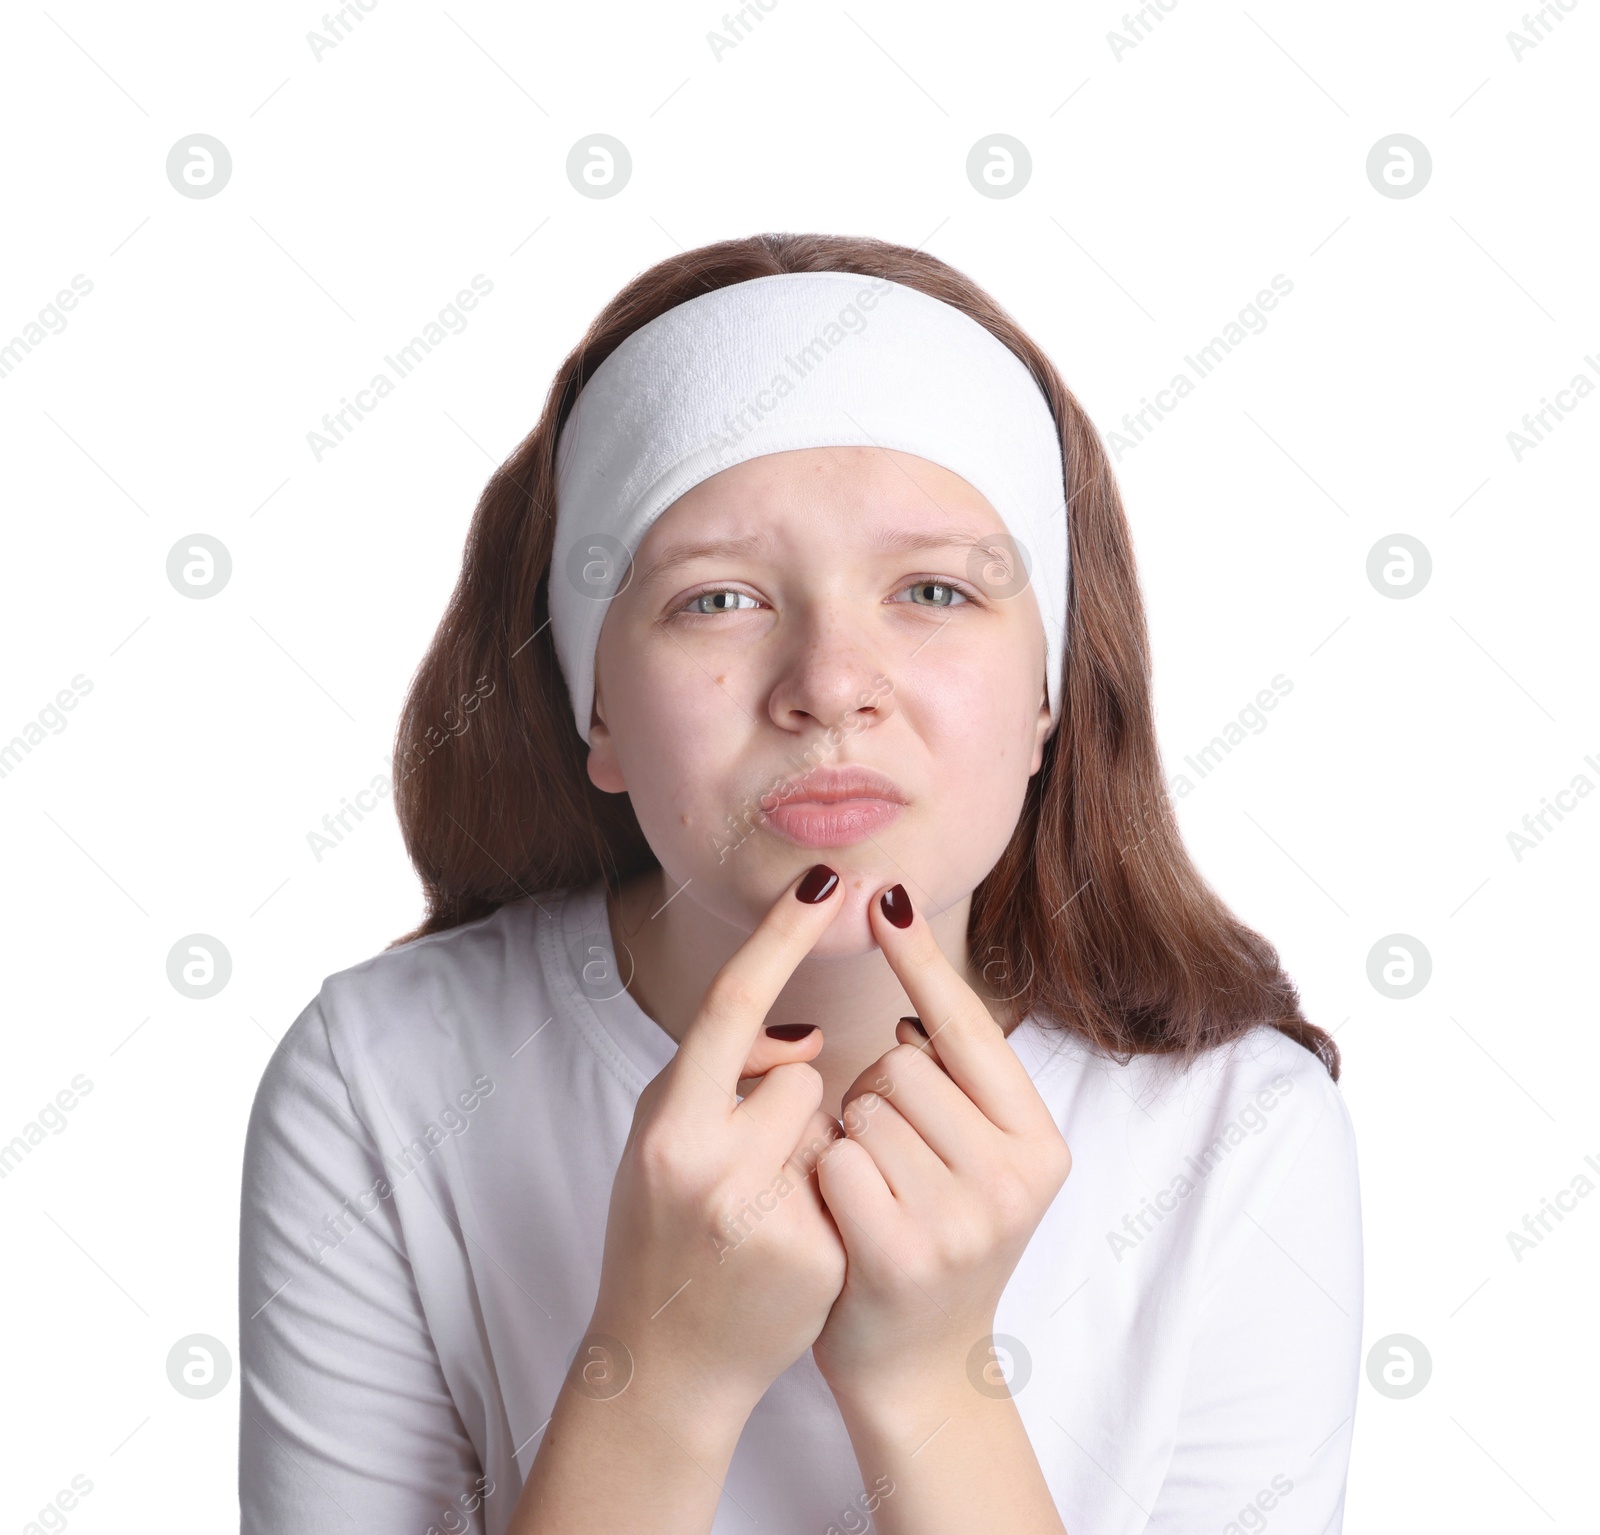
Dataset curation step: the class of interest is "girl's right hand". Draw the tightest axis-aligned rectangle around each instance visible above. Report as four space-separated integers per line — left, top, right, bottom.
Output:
578 863 849 1420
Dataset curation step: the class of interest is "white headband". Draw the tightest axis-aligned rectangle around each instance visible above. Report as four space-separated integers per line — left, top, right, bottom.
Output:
549 270 1069 745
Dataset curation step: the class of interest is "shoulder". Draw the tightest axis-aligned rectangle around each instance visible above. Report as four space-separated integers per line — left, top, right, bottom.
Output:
251 887 590 1134
1168 1025 1361 1292
1087 1020 1352 1146
1187 1022 1349 1133
1157 1023 1356 1196
323 888 585 1053
1027 1019 1358 1273
319 893 545 1014
1026 1016 1348 1146
1205 1022 1355 1167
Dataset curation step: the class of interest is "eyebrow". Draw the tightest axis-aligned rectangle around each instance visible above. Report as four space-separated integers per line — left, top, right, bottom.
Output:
637 524 998 590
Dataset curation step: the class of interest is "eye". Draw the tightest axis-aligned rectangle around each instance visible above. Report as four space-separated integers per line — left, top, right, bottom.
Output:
892 579 970 608
684 588 760 615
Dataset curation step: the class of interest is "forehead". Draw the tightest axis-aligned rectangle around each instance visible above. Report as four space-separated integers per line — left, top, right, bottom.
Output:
637 445 1007 555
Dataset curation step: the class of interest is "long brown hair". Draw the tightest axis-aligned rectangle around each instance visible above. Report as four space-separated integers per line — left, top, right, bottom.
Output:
387 232 1339 1082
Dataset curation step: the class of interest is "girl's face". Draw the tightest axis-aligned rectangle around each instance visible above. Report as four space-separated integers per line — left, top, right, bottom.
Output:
586 446 1054 955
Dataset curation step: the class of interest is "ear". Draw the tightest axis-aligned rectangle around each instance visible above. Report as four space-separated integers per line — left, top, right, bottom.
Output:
585 678 628 794
1028 681 1053 776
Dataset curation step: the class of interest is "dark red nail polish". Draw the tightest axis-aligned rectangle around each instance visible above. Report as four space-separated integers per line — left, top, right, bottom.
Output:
880 884 912 928
900 1015 927 1037
765 1023 817 1041
796 865 839 903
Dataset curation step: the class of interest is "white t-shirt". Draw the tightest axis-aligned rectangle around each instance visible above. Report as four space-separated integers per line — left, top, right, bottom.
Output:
238 879 1362 1534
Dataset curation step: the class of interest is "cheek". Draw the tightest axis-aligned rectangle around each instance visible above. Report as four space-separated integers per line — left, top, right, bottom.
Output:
914 640 1042 762
927 710 1034 832
604 650 753 846
911 653 1039 813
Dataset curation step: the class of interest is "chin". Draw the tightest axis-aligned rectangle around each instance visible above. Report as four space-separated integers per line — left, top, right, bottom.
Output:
729 846 937 954
800 880 886 956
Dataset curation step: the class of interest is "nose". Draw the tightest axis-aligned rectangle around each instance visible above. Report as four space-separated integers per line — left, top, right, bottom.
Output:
765 609 894 736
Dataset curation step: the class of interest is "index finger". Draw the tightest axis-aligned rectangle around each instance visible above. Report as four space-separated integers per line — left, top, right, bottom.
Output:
868 882 1049 1136
664 862 844 1118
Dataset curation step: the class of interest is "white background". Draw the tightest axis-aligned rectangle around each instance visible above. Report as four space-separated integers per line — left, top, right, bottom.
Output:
2 1 1595 1529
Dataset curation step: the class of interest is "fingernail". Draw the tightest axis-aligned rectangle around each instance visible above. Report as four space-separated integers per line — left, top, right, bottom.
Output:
880 884 913 928
796 865 839 904
900 1015 927 1037
765 1023 817 1041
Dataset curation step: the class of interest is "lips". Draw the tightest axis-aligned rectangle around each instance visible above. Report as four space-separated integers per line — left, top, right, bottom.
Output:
761 765 909 810
756 764 908 849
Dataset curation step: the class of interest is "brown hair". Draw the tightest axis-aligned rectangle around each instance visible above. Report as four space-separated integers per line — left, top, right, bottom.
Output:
387 232 1339 1082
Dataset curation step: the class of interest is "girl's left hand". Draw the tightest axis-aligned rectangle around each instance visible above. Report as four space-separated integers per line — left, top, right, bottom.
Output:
810 882 1072 1408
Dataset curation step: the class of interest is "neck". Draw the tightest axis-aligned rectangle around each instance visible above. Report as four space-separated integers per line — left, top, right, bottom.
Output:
605 865 1016 1121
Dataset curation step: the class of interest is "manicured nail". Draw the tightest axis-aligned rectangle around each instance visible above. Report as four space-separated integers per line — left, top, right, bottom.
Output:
765 1023 817 1041
796 864 839 903
900 1015 927 1037
880 884 913 928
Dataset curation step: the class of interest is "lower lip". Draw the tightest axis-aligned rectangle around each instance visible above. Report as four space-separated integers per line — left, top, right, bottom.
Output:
761 798 905 848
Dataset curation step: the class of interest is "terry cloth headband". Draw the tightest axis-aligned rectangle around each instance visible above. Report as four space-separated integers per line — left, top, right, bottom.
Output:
549 269 1069 745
